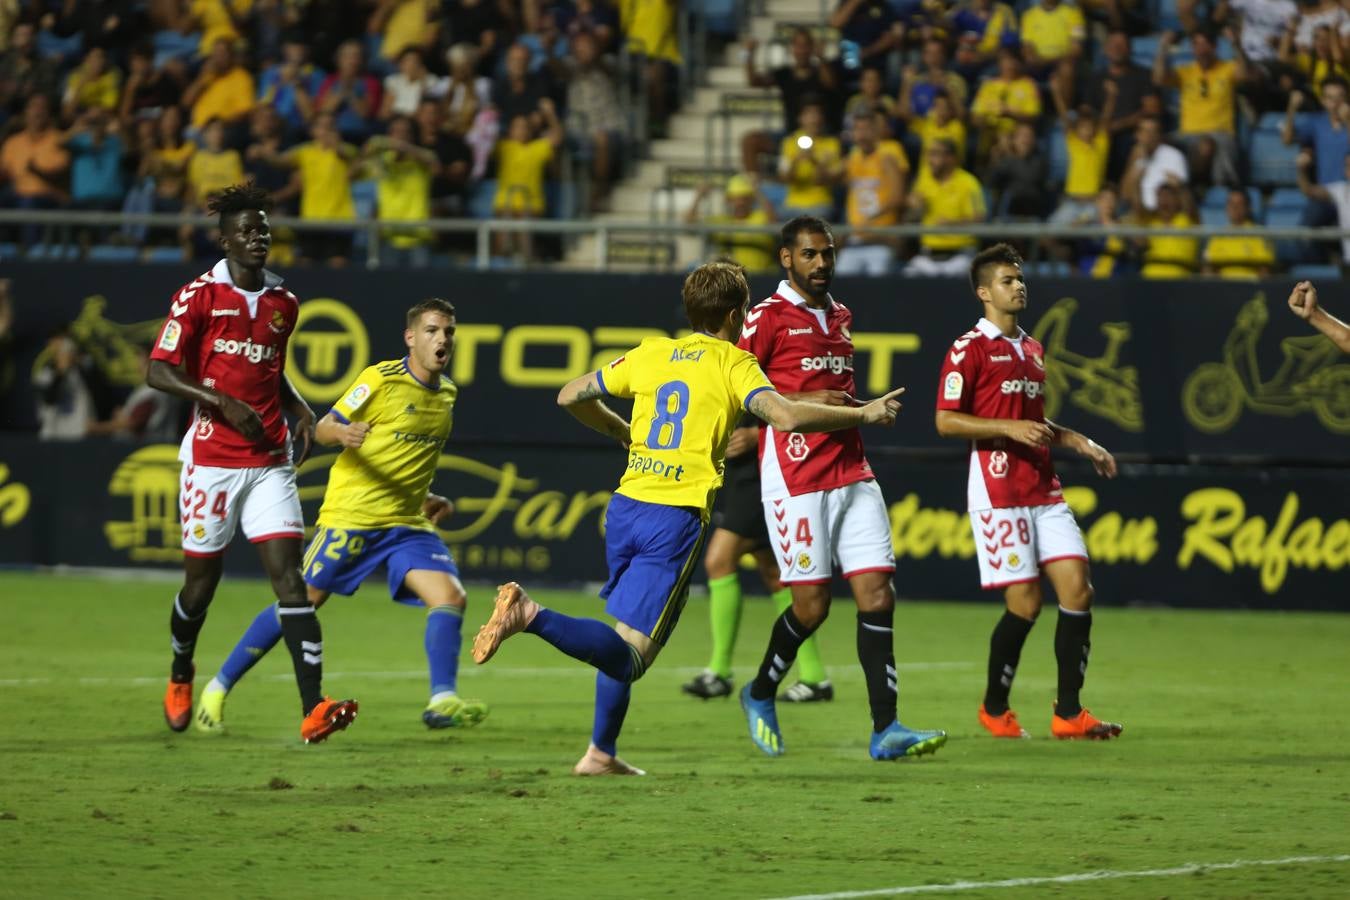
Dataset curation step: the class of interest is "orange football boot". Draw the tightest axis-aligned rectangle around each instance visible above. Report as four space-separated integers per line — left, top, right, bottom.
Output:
301 697 359 744
1051 705 1123 740
164 668 193 732
978 704 1030 739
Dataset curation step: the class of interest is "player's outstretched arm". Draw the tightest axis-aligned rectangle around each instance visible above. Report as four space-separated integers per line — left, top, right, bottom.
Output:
558 371 631 447
935 409 1054 447
1047 419 1117 478
749 388 905 433
1288 281 1350 353
314 413 371 449
146 359 265 442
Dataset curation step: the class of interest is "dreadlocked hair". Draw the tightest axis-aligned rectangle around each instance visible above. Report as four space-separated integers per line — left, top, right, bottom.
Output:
207 183 272 228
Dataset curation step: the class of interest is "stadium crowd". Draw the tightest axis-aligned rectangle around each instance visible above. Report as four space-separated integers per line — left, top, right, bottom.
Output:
0 1 1347 275
0 0 672 263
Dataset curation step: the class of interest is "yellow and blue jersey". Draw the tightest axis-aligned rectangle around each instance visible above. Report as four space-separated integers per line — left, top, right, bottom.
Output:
597 333 774 518
319 358 455 532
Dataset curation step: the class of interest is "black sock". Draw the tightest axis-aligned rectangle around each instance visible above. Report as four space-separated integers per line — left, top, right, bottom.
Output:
278 605 324 715
749 608 818 700
856 609 897 733
1054 607 1092 718
983 611 1035 715
169 594 207 682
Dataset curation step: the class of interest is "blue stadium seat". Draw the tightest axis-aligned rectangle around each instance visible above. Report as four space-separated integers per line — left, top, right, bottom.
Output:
1131 35 1161 69
145 247 188 264
1248 130 1300 186
86 245 139 263
1042 123 1063 184
0 243 18 260
1264 204 1305 228
1290 263 1342 279
1199 204 1229 227
691 0 741 38
470 180 497 220
759 181 787 213
1154 0 1184 32
1267 186 1307 210
1201 185 1263 221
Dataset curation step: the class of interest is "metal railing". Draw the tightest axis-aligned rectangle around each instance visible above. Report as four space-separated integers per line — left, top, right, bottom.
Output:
2 209 1347 272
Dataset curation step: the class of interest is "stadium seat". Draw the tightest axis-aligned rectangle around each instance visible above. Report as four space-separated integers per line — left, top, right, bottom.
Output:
1289 263 1341 279
1201 186 1263 222
1248 130 1300 186
0 243 18 260
1131 35 1160 69
1154 0 1184 33
86 245 139 263
1267 187 1307 211
470 180 498 220
759 181 787 213
691 0 741 38
144 246 188 264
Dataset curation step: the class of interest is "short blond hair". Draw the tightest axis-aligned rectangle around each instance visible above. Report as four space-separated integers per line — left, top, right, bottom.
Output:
682 261 749 333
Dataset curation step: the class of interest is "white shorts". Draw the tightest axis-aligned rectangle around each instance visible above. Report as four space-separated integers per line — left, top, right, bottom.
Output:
969 503 1089 590
763 480 895 585
179 462 305 556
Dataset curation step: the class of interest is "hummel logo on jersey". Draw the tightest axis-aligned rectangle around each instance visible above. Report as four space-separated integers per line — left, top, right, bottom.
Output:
787 327 814 335
800 354 852 374
670 348 706 362
1000 378 1044 398
212 337 278 364
211 308 241 317
989 353 1012 362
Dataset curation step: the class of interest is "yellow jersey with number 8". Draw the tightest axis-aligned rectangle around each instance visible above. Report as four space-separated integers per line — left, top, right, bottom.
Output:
598 334 774 517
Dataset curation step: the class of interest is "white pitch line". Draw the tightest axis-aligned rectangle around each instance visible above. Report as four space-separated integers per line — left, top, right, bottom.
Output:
0 661 973 688
763 854 1350 900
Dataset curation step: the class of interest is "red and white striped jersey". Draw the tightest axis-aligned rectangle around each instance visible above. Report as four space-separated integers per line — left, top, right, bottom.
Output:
737 280 875 499
935 317 1063 510
150 259 298 468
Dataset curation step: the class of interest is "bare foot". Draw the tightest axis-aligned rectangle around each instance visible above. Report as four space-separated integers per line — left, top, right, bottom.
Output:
572 744 646 776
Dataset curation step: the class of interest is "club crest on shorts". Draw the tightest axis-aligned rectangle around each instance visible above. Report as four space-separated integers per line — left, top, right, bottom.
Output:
192 523 207 542
988 450 1009 478
796 552 814 573
1006 552 1024 572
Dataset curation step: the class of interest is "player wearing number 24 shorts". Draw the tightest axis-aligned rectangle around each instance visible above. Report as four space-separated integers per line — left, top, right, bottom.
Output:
936 243 1123 741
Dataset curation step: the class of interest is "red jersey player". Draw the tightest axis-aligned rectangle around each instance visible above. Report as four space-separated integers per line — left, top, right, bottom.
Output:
935 243 1122 740
147 184 356 744
736 216 948 761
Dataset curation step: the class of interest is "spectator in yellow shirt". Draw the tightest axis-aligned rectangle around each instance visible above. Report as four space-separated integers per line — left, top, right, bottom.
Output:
950 0 1020 77
493 98 565 260
363 114 439 266
620 0 680 133
61 46 121 121
1279 24 1349 105
371 0 441 64
186 118 245 206
1020 0 1085 76
1048 78 1117 225
1139 181 1199 278
910 91 968 175
184 39 256 133
1154 29 1244 187
1202 189 1275 278
261 112 359 265
684 174 778 273
970 49 1041 162
905 138 987 275
838 109 909 275
777 99 844 218
898 39 969 120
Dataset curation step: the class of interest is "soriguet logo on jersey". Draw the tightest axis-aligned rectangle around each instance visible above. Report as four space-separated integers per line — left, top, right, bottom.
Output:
800 354 853 374
669 348 706 363
1000 378 1044 399
159 320 182 352
212 338 278 364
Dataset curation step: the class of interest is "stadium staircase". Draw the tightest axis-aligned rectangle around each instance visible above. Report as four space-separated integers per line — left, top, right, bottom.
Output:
563 0 819 269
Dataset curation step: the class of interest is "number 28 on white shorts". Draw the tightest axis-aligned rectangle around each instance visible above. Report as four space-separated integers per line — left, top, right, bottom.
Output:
969 503 1088 590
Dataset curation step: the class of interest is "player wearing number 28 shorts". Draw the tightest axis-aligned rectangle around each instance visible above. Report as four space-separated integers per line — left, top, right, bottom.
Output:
737 216 948 763
935 243 1122 741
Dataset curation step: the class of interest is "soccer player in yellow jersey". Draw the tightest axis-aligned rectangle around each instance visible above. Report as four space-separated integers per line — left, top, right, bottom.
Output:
196 299 489 733
471 262 908 775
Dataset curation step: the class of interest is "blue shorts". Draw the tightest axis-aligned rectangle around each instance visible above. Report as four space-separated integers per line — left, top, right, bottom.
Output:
302 526 459 605
600 494 708 646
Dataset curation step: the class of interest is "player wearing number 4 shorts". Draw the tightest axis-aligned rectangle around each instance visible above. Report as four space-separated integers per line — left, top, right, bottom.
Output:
737 216 947 761
936 243 1122 741
195 299 487 735
147 184 353 744
469 261 908 776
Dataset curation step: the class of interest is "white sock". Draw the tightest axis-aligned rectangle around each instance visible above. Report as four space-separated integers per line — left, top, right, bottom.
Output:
429 690 458 705
206 676 227 694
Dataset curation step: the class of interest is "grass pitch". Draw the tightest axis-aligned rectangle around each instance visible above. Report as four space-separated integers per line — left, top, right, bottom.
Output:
2 571 1348 899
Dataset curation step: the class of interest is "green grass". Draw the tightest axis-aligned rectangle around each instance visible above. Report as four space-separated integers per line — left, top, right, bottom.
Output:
2 571 1349 899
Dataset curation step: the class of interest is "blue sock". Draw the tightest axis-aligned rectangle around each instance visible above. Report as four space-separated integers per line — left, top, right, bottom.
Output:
591 672 631 756
216 603 283 690
525 608 643 683
426 606 463 697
